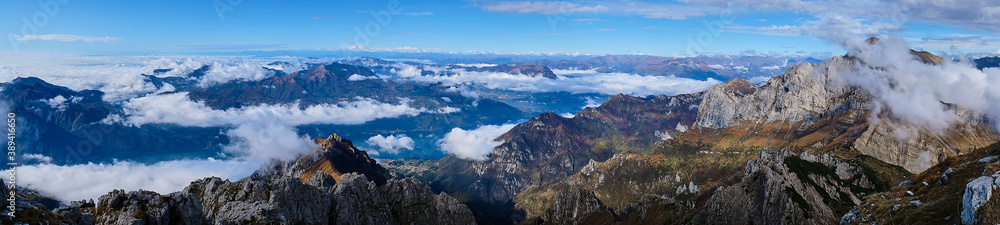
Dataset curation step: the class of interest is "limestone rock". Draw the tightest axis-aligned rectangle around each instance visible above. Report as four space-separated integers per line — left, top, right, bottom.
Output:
962 176 995 225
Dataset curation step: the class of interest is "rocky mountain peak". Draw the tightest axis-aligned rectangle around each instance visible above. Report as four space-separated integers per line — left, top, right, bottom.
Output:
46 133 475 225
252 133 392 186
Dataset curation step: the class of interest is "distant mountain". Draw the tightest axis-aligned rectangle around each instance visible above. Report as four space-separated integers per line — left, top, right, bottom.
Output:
530 54 821 80
974 56 1000 70
2 60 527 163
462 63 558 79
0 77 228 164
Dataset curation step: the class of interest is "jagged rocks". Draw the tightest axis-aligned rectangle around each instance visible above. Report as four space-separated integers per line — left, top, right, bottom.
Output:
694 58 853 129
71 133 475 225
694 150 862 225
53 200 95 225
182 176 332 225
86 172 474 225
378 177 475 225
255 133 393 186
330 173 395 225
541 188 607 225
93 189 206 225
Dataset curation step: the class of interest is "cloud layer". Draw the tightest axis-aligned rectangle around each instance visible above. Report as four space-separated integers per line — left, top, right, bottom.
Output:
438 124 516 160
7 158 261 202
397 66 719 96
119 92 426 127
836 36 1000 132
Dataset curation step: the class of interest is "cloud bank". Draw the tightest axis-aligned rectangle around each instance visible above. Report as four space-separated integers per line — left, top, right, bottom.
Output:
119 92 426 127
397 67 720 96
7 158 261 202
365 134 415 154
438 124 517 160
836 36 1000 132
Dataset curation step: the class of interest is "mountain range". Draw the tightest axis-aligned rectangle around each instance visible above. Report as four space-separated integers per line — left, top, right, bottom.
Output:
5 46 1000 224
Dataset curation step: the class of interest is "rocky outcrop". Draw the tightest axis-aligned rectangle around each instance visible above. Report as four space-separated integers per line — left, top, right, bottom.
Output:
254 133 393 185
74 133 474 225
846 141 1000 225
694 57 854 129
52 200 95 225
690 48 997 173
88 173 472 225
962 176 996 225
378 177 475 225
694 150 863 225
93 190 206 225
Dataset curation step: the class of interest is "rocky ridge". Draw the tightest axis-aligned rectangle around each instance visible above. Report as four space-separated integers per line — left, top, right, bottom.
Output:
39 133 474 225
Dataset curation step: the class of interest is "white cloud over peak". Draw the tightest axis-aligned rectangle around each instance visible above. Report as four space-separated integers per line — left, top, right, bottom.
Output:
836 36 1000 132
365 134 415 154
438 124 516 160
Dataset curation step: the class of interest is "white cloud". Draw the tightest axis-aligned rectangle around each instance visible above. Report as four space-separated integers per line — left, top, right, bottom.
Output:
365 134 415 154
438 124 516 161
347 74 378 81
6 158 260 202
583 96 603 109
400 67 720 96
43 95 68 111
392 64 423 78
197 61 277 87
17 34 123 42
222 115 316 161
836 36 1000 132
598 28 616 32
22 153 53 163
118 92 427 127
479 1 608 14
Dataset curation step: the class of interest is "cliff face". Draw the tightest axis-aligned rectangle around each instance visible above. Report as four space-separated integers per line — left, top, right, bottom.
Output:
54 133 474 225
693 150 866 225
689 54 997 173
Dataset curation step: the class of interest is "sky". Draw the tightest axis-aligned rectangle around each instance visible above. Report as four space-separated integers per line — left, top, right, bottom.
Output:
2 0 999 56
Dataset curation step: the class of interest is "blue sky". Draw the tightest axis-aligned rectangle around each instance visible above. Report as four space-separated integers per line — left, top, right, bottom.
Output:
2 0 998 56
